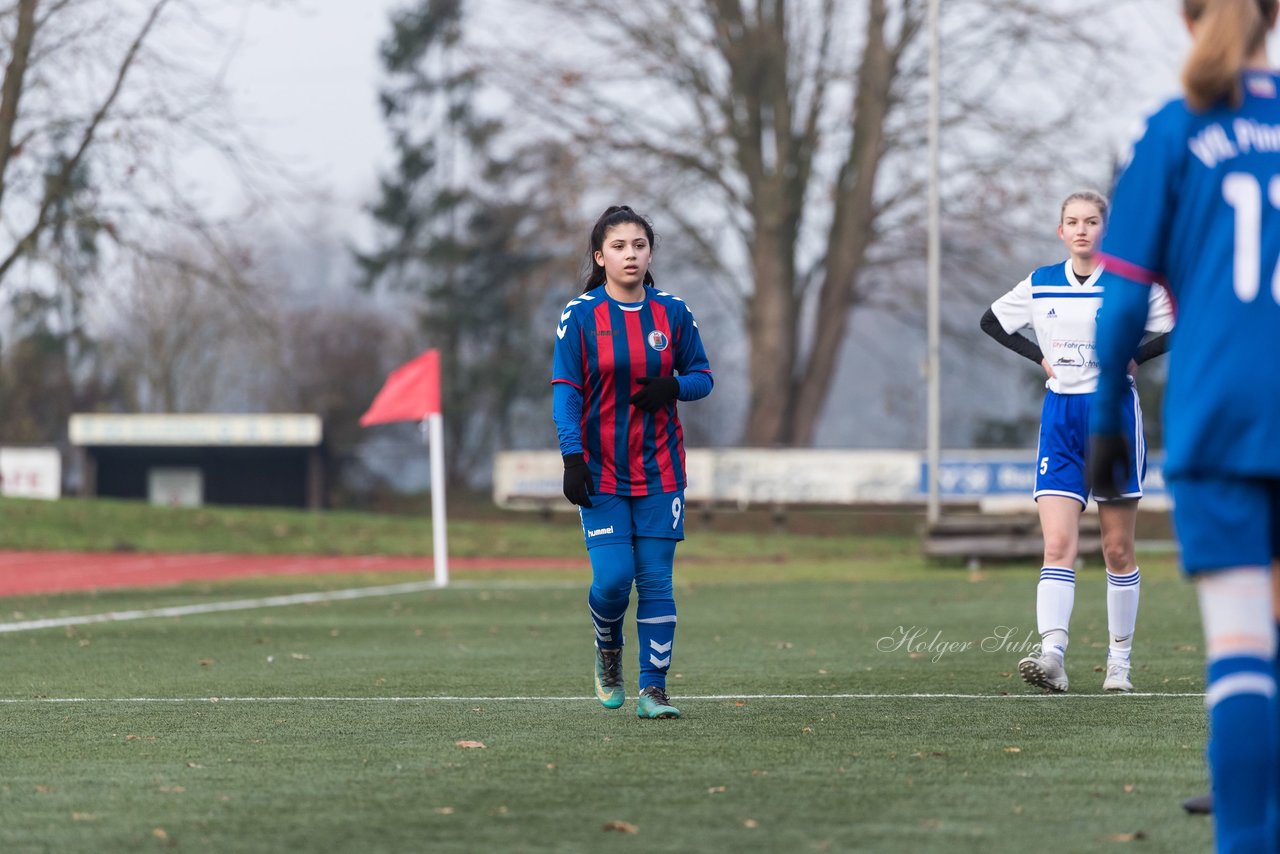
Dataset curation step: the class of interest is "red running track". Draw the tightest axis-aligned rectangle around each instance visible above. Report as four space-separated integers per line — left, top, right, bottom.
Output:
0 552 581 598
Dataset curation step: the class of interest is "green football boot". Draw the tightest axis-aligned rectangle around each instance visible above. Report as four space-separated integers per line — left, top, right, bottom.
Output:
636 685 680 719
594 647 625 709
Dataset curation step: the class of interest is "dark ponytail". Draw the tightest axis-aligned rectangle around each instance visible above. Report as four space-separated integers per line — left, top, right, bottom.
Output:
580 205 657 292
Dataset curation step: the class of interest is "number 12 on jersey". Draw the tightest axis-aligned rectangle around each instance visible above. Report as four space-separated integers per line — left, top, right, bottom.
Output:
1223 171 1280 303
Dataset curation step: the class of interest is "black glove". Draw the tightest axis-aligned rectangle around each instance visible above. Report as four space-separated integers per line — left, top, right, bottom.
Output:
1088 434 1132 500
562 453 594 507
628 376 679 412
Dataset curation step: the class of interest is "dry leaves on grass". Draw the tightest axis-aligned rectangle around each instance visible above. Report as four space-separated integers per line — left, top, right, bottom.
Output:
743 819 759 829
1103 831 1148 843
603 821 639 834
707 786 726 794
1003 747 1021 753
455 740 486 749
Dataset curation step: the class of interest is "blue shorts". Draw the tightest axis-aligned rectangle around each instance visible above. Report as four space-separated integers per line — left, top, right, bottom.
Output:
1171 476 1280 575
579 490 686 548
1035 385 1145 505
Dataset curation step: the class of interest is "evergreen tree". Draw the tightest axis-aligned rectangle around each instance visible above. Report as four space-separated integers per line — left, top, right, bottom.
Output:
360 0 579 485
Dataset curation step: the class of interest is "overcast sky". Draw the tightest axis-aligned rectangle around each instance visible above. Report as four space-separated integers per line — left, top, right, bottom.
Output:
209 0 406 230
207 1 1194 233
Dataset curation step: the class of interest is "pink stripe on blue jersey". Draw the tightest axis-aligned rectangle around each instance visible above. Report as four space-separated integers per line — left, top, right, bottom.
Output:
1096 252 1163 287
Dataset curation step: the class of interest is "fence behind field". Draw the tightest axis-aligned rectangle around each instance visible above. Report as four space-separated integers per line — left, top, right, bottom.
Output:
492 449 1171 512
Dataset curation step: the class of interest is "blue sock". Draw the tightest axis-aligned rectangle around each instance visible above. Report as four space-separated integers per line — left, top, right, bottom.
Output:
587 542 634 651
1207 655 1277 853
1275 622 1280 847
634 537 677 691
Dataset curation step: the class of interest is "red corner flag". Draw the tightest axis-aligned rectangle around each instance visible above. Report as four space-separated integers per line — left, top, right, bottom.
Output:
360 349 442 427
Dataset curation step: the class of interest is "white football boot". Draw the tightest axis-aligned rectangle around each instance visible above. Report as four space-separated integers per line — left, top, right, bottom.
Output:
1102 657 1133 693
1019 653 1069 693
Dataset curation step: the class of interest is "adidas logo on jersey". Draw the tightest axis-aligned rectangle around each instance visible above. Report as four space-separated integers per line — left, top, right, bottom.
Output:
1046 309 1057 318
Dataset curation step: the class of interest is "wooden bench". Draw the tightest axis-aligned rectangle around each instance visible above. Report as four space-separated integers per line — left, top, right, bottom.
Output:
923 513 1102 566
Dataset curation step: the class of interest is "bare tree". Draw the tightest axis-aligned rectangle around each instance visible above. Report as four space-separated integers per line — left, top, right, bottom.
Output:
0 0 281 298
484 0 1125 446
95 241 257 412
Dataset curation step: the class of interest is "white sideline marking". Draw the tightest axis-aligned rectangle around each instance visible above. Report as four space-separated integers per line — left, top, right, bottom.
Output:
0 692 1207 704
0 579 579 634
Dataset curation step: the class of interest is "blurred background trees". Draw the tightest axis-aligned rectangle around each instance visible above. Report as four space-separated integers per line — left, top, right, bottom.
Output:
357 0 582 485
0 0 1171 498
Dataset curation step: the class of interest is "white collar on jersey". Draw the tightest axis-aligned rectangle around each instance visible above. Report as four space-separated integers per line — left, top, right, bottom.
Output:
1061 259 1104 288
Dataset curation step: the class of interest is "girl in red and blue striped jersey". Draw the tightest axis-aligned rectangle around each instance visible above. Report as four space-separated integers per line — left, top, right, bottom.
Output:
551 206 713 719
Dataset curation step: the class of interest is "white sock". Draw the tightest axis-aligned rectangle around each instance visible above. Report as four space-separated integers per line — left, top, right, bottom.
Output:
1107 567 1141 661
1037 566 1075 661
1198 567 1275 663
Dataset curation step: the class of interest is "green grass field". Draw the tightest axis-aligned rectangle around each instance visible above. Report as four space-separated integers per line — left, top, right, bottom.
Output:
0 498 1210 852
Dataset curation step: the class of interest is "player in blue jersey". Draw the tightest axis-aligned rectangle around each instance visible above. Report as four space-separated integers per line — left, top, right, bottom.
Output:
551 205 713 719
981 191 1173 694
1090 1 1280 848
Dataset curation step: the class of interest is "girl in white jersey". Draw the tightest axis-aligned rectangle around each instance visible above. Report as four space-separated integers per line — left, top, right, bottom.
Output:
980 191 1174 694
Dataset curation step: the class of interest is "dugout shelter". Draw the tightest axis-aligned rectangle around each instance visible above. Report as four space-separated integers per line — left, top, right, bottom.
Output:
69 413 325 509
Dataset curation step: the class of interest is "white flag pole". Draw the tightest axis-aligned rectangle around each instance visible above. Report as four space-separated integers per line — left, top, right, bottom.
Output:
423 413 449 587
925 0 942 526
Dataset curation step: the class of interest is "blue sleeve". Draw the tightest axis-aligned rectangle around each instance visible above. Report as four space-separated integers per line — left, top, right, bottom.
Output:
1092 102 1185 436
673 300 712 379
551 303 584 387
1091 272 1151 434
1099 102 1184 283
676 371 713 401
552 381 583 455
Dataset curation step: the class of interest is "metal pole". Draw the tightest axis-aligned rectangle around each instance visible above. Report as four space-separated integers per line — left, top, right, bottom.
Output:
925 0 942 525
425 414 449 586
